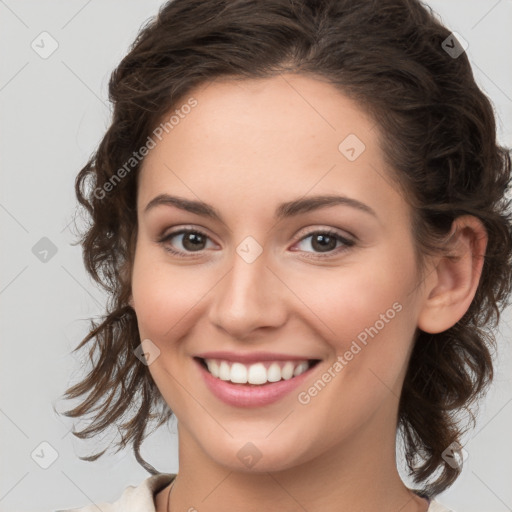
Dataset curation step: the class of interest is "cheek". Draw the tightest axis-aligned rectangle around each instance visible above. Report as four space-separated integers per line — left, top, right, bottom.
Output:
295 257 414 347
289 251 419 399
130 247 208 341
290 264 417 439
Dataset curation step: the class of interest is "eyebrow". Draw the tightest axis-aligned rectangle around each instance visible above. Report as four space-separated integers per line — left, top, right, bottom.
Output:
143 193 377 221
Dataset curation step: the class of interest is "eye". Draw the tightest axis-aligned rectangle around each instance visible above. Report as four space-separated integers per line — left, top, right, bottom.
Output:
291 229 355 258
158 228 215 257
158 227 355 259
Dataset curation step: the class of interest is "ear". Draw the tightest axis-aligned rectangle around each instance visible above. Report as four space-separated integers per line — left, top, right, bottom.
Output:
417 215 488 334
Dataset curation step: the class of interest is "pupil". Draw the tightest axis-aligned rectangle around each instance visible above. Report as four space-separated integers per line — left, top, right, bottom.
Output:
313 234 336 252
184 232 204 251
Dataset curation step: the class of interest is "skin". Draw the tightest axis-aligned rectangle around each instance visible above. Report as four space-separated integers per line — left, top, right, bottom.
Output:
128 74 487 511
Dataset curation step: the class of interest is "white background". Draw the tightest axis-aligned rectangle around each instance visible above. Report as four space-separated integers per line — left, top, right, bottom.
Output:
1 1 511 511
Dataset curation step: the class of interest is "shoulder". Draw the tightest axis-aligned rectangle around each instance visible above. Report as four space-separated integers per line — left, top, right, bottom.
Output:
55 473 176 512
427 498 457 512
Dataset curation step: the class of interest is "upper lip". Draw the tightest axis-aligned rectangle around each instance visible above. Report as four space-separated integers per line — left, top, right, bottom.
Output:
194 351 321 364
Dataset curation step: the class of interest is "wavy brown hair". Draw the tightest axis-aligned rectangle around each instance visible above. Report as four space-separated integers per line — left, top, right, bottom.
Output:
58 0 512 498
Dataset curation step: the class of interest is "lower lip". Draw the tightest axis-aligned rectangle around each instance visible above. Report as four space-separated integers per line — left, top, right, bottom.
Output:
195 358 318 407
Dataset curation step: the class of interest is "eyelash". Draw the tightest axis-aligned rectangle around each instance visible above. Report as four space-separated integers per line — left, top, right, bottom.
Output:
157 227 356 260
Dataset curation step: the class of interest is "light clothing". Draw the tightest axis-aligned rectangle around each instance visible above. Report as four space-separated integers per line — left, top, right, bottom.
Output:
56 473 455 511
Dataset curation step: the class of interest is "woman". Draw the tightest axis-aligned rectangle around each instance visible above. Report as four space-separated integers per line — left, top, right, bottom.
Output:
59 0 512 511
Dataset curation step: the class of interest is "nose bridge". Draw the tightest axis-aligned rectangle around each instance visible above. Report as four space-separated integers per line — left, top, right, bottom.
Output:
208 238 286 337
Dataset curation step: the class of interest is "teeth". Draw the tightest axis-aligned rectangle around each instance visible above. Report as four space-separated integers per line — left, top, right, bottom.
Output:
267 362 281 383
293 362 309 377
203 358 312 385
281 361 295 380
218 361 231 381
206 359 219 377
247 363 267 385
230 362 247 383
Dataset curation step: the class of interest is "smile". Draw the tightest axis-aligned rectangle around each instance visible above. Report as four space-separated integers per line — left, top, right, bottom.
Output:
199 358 316 385
194 356 321 407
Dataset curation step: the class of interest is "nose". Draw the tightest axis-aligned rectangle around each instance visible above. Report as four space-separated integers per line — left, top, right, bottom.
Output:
207 246 288 340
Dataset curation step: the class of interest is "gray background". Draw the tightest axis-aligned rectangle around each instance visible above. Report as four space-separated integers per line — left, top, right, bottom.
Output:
1 1 511 511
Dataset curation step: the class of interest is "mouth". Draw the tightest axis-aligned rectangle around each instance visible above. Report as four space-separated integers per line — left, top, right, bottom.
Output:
194 355 322 407
194 357 321 386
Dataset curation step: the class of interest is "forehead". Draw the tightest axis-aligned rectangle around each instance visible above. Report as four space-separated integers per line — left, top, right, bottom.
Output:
149 73 377 159
137 73 407 226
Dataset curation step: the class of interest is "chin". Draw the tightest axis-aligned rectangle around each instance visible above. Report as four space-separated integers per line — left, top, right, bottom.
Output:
200 434 314 474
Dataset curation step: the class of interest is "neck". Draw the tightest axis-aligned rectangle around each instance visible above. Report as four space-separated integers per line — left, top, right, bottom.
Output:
160 415 429 512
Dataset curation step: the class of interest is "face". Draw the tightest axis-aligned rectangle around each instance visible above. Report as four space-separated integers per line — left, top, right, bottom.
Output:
131 74 427 473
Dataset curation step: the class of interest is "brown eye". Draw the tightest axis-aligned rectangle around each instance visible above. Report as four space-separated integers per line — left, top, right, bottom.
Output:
310 233 338 252
179 231 207 251
292 229 355 258
159 229 214 256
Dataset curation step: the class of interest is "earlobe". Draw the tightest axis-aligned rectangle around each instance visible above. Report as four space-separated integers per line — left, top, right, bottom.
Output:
417 215 488 334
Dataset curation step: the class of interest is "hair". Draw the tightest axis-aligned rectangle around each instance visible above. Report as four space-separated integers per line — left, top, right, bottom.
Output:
58 0 512 498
